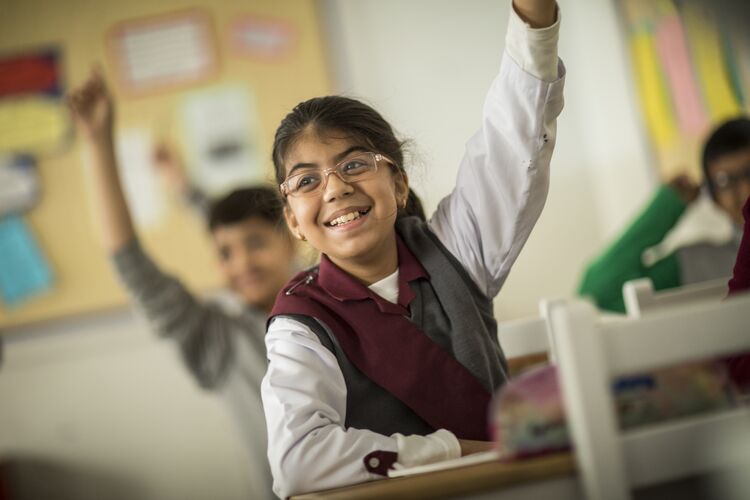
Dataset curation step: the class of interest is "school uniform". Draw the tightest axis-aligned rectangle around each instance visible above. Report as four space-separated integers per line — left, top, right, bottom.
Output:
728 196 750 295
261 6 565 498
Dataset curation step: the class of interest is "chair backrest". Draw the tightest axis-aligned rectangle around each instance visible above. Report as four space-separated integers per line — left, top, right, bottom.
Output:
549 294 750 500
622 277 729 318
496 299 564 360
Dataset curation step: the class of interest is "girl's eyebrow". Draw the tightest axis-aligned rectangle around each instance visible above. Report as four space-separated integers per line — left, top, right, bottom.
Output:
287 146 368 176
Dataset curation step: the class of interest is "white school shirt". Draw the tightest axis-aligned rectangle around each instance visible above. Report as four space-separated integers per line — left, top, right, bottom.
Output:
262 6 565 498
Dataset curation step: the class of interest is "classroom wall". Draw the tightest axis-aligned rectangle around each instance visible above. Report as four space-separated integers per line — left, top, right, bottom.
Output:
1 1 657 499
0 309 259 500
321 0 655 319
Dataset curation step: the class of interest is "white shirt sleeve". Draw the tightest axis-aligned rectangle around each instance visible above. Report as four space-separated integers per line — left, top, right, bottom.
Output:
428 5 565 299
262 317 461 498
506 3 561 83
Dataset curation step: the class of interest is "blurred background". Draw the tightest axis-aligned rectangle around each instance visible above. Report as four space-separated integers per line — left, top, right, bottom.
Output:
1 0 749 499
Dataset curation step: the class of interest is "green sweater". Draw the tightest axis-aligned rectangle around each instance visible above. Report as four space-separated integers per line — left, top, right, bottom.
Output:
578 186 686 313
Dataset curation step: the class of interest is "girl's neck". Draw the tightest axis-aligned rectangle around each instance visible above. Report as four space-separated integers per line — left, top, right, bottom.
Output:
328 232 399 286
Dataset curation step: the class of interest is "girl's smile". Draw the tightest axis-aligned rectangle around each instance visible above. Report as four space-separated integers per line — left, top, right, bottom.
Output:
323 206 372 229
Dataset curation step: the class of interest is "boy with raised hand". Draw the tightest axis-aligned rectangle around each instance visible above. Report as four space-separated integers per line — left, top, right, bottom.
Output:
68 70 296 499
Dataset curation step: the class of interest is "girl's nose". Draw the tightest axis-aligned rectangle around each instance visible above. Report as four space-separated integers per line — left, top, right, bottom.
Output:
322 170 354 202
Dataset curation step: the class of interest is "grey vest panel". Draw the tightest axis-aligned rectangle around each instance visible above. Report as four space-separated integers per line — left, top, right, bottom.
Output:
677 239 740 285
397 217 508 386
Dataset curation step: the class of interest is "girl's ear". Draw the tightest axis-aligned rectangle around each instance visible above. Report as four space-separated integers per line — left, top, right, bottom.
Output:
284 205 300 236
394 169 410 207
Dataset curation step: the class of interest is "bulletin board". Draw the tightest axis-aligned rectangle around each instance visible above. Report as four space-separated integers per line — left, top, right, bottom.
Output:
617 0 750 182
0 0 330 328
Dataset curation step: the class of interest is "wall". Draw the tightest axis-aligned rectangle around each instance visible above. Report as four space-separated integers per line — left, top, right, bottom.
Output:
1 309 259 500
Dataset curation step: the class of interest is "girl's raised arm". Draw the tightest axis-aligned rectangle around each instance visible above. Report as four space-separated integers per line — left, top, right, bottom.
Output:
513 0 557 28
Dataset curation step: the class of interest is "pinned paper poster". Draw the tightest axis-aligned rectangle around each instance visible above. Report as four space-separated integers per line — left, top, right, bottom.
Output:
0 47 62 98
654 5 708 136
0 215 54 307
0 97 70 153
0 154 40 216
681 3 741 123
630 29 677 148
113 129 165 229
0 47 70 154
229 16 297 60
180 86 262 196
107 10 219 96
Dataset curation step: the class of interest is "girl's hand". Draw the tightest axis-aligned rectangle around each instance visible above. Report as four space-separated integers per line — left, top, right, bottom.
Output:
67 68 114 142
458 439 495 456
512 0 557 29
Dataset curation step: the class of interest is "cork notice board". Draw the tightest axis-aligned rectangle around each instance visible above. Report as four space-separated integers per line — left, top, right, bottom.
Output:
0 0 330 328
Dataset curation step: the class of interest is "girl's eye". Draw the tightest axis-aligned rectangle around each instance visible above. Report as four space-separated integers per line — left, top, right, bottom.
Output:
295 174 322 192
341 160 369 175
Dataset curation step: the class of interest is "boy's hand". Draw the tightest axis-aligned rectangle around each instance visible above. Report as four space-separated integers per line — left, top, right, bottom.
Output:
153 143 191 196
67 68 114 142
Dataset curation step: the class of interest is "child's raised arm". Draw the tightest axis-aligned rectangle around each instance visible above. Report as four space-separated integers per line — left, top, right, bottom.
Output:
512 0 556 28
68 69 135 253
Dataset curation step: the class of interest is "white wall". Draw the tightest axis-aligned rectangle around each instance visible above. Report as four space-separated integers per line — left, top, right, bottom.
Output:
0 310 260 500
322 0 655 319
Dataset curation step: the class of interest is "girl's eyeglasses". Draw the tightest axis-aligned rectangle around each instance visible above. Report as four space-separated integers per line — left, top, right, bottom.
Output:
280 152 396 198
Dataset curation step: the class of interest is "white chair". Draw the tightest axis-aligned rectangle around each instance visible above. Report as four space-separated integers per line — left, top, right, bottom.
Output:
549 294 750 500
496 299 563 361
622 277 730 318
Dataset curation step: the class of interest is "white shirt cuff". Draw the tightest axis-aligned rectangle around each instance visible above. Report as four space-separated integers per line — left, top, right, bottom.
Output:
506 2 561 82
391 429 461 469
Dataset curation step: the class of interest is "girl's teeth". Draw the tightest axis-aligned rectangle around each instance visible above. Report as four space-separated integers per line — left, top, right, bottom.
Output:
331 211 361 226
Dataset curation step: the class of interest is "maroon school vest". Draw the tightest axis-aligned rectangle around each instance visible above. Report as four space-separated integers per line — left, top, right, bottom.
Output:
270 234 494 440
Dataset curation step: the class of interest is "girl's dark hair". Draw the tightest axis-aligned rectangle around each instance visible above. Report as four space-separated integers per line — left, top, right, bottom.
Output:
271 96 407 186
702 117 750 198
208 186 285 232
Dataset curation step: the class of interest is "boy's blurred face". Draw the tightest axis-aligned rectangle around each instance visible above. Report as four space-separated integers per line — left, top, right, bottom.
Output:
708 147 750 226
211 217 295 312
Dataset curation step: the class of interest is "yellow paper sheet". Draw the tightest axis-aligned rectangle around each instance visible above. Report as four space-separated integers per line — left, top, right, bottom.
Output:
0 97 69 153
630 29 677 148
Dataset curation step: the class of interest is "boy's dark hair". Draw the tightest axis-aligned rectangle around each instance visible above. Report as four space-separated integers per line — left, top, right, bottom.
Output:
271 96 407 186
208 186 285 232
702 117 750 198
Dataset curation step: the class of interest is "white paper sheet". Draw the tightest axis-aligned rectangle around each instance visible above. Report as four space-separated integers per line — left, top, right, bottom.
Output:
180 85 263 196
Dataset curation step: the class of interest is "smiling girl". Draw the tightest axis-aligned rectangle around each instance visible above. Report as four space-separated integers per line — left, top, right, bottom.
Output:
261 1 564 496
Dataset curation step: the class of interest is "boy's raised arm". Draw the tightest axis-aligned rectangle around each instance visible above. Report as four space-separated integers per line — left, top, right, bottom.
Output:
68 69 135 253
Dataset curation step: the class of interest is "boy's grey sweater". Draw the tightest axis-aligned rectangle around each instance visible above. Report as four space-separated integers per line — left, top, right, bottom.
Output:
112 238 273 499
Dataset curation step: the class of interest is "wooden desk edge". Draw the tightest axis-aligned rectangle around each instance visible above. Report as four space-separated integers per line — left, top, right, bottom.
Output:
291 452 576 500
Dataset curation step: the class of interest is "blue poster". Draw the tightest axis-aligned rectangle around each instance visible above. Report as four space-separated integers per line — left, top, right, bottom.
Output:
0 215 54 307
